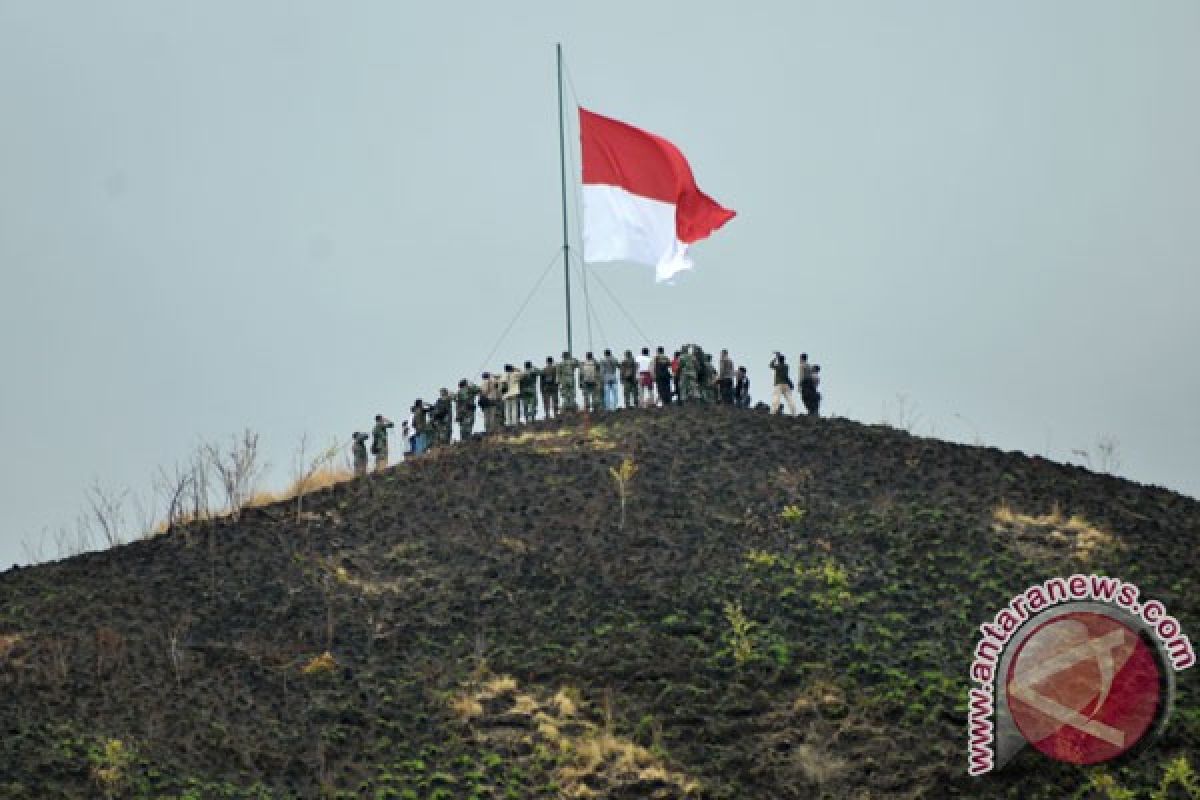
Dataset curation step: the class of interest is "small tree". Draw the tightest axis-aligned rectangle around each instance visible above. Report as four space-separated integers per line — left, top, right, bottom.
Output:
609 456 638 530
154 462 194 534
203 429 266 522
86 481 129 548
292 435 342 521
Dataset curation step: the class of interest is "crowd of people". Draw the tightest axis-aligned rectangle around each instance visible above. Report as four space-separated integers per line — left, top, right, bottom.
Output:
350 345 822 475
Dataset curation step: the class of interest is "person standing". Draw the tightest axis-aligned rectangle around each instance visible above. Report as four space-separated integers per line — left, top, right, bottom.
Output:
600 349 620 411
520 360 539 423
619 350 639 409
653 346 673 407
557 351 579 412
351 431 369 477
677 346 697 404
718 349 734 404
371 414 394 470
700 352 717 403
801 364 821 416
540 357 559 419
410 399 430 453
637 347 655 407
734 366 751 408
503 363 523 426
456 378 480 439
431 388 453 446
578 352 600 413
769 352 798 415
478 373 496 434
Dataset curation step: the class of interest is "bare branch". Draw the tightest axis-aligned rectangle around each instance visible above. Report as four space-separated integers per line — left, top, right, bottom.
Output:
203 429 267 522
86 481 129 548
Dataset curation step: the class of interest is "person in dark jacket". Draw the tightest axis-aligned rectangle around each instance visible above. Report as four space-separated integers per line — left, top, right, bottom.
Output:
769 353 797 415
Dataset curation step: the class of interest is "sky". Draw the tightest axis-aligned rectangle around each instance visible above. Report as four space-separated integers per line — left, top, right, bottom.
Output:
1 1 1197 567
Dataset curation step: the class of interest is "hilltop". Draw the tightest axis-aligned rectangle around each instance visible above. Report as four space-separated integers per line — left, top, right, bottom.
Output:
1 406 1197 799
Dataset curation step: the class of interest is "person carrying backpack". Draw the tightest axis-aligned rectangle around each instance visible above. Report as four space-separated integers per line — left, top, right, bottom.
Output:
579 352 601 413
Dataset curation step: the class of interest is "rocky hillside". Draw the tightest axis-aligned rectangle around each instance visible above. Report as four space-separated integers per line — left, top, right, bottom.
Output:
1 406 1197 799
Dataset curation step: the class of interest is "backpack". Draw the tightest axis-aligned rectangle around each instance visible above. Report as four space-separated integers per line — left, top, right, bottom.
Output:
581 360 598 384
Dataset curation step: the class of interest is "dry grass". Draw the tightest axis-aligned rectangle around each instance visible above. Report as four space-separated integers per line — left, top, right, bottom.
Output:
449 692 484 721
150 468 355 536
300 651 336 675
993 502 1120 562
0 633 22 664
447 673 700 796
285 467 355 498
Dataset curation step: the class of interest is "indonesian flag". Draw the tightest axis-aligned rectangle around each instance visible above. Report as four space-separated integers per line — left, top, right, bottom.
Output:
580 107 735 282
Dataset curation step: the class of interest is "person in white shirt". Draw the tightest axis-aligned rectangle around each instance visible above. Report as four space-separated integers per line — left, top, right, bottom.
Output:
636 347 654 407
503 363 523 426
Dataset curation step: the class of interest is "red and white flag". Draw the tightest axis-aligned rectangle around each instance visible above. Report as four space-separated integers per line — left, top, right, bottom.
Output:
580 108 735 282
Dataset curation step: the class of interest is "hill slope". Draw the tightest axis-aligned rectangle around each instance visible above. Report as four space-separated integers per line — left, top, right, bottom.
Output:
2 407 1198 799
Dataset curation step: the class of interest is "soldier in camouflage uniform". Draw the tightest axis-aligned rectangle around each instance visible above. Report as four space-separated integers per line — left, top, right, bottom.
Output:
371 414 394 470
579 352 601 413
455 379 480 439
431 388 453 446
352 431 369 477
520 360 539 423
619 350 638 409
700 352 717 403
677 346 698 404
557 351 579 412
540 356 559 419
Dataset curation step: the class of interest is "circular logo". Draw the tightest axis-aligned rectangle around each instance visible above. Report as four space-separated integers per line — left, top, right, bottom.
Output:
1005 610 1165 764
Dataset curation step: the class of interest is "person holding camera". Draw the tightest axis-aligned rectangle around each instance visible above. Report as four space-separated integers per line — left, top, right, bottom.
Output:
371 414 395 470
769 352 798 415
409 399 430 453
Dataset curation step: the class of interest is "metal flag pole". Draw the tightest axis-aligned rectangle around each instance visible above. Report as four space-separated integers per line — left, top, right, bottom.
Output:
556 42 573 356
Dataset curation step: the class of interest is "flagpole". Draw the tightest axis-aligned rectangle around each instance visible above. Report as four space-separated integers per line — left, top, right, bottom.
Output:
556 42 573 356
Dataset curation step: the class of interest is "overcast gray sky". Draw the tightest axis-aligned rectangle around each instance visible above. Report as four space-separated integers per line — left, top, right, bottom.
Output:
2 1 1197 567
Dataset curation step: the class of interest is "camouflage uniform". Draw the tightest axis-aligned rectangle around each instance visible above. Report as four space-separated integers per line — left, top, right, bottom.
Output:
371 417 394 470
456 382 480 439
677 350 698 403
557 354 579 412
619 352 638 409
701 354 717 403
410 402 430 453
520 366 539 423
540 361 559 419
579 356 601 413
352 432 369 477
431 390 453 446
